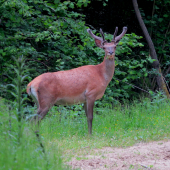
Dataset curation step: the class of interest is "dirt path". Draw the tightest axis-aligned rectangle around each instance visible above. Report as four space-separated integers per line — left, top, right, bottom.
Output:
68 140 170 170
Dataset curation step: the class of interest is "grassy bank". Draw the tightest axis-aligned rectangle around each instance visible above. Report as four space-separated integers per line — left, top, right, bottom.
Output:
41 97 170 154
1 96 170 169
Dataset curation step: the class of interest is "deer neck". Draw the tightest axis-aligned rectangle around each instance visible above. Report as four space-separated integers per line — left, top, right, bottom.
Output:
101 55 115 84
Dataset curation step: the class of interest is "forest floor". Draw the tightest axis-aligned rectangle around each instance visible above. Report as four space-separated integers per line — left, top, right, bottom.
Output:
67 140 170 170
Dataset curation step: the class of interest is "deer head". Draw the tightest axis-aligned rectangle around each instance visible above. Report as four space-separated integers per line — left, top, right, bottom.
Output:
87 27 127 59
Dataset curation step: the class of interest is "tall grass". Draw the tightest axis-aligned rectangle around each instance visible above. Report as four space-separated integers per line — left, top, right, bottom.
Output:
37 94 170 160
1 95 170 168
0 98 71 170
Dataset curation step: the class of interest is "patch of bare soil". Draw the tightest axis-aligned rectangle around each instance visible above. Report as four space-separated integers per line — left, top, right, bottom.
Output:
67 140 170 170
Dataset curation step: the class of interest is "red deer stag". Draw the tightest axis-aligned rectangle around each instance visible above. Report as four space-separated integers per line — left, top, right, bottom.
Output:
27 27 127 134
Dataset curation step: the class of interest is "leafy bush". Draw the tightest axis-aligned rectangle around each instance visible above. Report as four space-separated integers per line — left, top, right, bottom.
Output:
0 0 151 105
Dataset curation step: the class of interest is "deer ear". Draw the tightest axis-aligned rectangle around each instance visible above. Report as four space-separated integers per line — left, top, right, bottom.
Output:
87 29 104 48
94 39 103 48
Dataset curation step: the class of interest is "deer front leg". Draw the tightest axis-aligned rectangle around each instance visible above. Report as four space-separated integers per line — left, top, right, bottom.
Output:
84 99 95 134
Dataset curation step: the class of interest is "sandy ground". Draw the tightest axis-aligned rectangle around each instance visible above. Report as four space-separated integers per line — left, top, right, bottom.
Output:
67 140 170 170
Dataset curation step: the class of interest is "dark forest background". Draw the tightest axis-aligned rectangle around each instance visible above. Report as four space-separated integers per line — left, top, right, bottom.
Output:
77 0 152 35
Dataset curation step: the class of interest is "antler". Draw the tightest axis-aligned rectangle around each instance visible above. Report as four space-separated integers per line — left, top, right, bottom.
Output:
87 29 104 42
87 28 108 46
100 28 105 40
112 27 118 42
100 28 107 45
114 27 127 43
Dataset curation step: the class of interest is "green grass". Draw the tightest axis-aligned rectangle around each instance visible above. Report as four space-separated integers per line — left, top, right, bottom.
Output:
1 96 170 169
41 97 170 150
0 98 70 170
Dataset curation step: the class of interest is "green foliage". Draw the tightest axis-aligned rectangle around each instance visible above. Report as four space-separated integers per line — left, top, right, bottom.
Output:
8 56 29 122
4 56 30 144
0 0 150 105
0 99 70 170
143 0 170 81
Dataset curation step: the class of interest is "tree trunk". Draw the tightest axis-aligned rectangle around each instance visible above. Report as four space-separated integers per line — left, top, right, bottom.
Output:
132 0 170 98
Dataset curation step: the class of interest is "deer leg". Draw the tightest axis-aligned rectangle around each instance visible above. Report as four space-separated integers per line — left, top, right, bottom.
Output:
37 107 50 121
84 102 87 117
31 107 50 125
31 97 54 125
84 99 95 134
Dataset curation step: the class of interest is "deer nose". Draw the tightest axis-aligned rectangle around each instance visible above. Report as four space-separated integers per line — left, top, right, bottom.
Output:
109 51 114 55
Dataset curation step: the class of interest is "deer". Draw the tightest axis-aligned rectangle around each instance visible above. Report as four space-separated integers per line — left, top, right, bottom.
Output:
27 26 127 134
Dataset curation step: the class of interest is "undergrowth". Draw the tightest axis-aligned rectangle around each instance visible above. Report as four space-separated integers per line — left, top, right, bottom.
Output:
41 94 170 152
1 94 170 169
0 98 71 170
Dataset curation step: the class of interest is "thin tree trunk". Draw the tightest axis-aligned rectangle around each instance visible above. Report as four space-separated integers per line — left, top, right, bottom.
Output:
132 0 170 98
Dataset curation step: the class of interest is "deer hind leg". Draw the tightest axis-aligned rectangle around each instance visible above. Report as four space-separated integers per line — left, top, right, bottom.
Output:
35 96 55 124
31 102 51 125
84 102 87 117
30 87 55 124
34 107 50 123
84 98 95 134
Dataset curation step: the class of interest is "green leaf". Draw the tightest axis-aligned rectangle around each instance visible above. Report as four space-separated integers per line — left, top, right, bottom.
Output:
158 18 163 22
35 37 39 42
138 43 144 47
21 75 29 83
10 91 18 98
144 73 148 77
163 14 168 17
69 3 74 8
19 9 23 15
21 97 28 105
129 70 137 74
54 0 60 4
